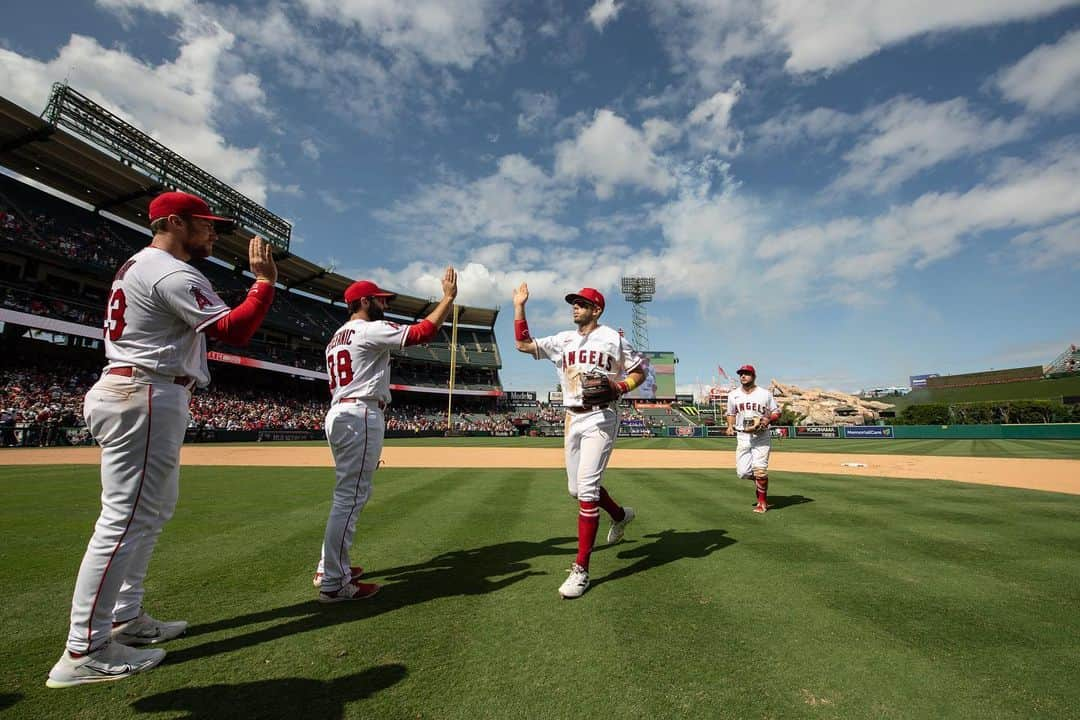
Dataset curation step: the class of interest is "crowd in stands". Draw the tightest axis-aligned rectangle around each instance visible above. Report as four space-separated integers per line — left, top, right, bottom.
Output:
1 360 667 446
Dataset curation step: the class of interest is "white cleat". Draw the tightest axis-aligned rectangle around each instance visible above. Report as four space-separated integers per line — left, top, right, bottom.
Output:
558 563 590 599
606 506 636 545
111 611 188 646
46 641 165 688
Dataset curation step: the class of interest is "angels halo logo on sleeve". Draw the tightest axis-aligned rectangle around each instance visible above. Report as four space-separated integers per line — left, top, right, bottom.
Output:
188 284 213 310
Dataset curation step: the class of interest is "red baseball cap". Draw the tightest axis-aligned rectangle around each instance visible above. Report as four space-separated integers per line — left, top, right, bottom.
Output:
344 280 397 304
737 364 756 376
565 287 605 312
148 191 233 223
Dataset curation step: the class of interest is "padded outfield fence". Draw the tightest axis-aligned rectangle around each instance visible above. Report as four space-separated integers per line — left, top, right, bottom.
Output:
690 424 1080 440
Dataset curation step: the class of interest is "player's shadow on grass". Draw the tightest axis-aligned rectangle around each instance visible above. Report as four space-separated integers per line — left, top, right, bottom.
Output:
768 494 814 511
592 528 736 588
0 693 22 712
131 663 406 719
169 536 593 665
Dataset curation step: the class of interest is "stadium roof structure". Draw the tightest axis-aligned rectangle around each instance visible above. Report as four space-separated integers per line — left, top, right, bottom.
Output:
0 90 498 328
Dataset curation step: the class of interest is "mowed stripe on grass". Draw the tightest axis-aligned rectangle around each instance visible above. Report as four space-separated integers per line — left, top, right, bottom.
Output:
1 465 1078 719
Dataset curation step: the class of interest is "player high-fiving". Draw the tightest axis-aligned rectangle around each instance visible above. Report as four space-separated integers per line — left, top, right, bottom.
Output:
313 267 457 601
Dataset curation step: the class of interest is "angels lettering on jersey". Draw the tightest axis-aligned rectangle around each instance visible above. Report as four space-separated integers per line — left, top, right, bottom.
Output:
725 386 779 434
532 325 643 407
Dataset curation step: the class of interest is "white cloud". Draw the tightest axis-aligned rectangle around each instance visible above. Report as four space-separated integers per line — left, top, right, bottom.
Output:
771 147 1080 300
754 106 862 148
686 81 744 154
587 0 623 32
765 0 1079 73
515 91 558 134
1010 217 1080 269
374 154 577 246
0 28 268 203
996 29 1080 114
645 0 1078 83
554 109 676 198
300 139 321 161
830 97 1030 195
297 0 507 69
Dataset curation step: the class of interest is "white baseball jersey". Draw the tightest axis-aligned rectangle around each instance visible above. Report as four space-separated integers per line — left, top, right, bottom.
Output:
726 386 779 436
325 318 409 405
533 325 643 407
103 247 229 387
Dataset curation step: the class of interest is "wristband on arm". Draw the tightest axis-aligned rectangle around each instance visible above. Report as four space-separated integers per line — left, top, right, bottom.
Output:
616 374 641 395
514 319 531 341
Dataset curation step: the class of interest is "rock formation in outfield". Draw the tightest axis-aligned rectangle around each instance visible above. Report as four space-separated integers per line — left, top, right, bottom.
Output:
769 381 894 426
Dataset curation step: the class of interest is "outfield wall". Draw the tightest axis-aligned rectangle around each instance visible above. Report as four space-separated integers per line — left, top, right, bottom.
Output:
678 425 1080 440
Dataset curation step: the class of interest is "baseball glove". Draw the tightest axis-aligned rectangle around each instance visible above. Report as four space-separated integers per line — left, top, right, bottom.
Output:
581 371 617 406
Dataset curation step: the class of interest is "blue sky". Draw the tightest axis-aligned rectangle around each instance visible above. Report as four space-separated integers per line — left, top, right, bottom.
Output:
2 0 1079 396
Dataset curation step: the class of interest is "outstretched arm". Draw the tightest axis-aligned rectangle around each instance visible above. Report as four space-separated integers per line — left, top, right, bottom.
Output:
404 267 458 346
512 282 537 355
205 236 277 345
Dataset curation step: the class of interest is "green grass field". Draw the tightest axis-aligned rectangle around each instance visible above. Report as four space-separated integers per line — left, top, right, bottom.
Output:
374 436 1078 460
2 461 1079 719
877 375 1080 411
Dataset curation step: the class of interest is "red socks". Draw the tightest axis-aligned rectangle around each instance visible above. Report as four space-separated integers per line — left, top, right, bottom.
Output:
598 486 625 522
576 501 600 569
755 475 769 505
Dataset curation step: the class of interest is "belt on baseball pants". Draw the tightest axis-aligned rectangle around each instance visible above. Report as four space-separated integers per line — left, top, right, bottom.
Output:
565 404 608 414
106 366 194 389
336 397 386 409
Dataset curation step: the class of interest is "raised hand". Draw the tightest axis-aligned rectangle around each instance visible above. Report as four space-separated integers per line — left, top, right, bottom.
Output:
442 266 458 300
249 236 277 286
513 282 529 307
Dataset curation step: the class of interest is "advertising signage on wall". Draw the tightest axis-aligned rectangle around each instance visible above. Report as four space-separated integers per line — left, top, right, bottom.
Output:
795 426 839 438
844 426 894 439
506 391 536 402
909 373 939 388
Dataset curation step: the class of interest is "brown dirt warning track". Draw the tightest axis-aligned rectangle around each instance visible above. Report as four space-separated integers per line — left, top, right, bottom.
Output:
2 445 1078 495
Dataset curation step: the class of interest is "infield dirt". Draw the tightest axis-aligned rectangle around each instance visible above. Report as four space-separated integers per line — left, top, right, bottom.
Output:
2 445 1078 495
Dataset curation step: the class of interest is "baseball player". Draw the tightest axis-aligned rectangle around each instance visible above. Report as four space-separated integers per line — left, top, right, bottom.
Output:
47 192 277 688
725 365 780 513
313 268 458 602
512 283 645 599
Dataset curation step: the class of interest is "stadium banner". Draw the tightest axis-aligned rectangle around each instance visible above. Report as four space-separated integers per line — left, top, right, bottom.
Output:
390 383 501 397
0 309 103 340
623 351 677 400
549 391 564 405
770 427 790 438
206 351 327 381
505 391 536 402
668 425 704 438
842 426 894 439
675 393 694 404
795 425 839 438
258 429 324 442
909 373 939 389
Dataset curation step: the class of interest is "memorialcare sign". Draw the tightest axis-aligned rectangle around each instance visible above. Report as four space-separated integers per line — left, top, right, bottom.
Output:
843 426 894 439
795 426 839 438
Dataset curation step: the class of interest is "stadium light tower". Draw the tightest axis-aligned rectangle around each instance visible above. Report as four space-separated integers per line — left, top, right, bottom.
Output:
620 276 656 351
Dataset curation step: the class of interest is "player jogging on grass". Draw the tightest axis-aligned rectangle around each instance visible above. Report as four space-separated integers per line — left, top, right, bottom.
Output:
47 192 277 688
725 364 781 513
313 268 457 602
512 283 645 599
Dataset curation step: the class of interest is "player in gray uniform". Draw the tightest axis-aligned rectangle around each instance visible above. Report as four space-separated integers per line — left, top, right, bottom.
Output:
314 268 457 602
47 192 277 688
512 284 645 599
